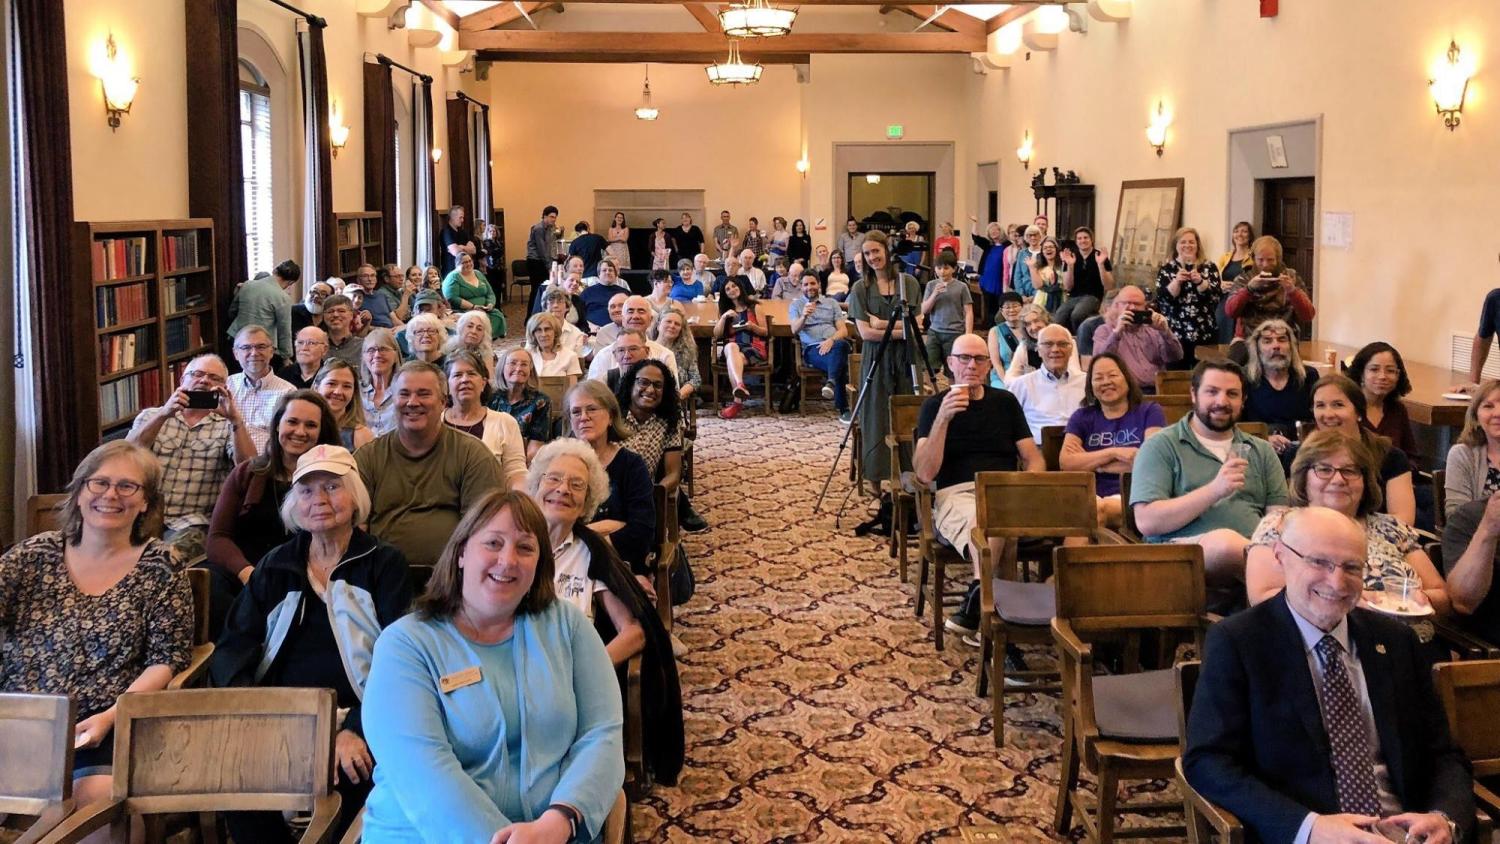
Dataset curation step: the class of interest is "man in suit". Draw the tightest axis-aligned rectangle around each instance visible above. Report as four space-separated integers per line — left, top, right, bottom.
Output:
1184 507 1473 844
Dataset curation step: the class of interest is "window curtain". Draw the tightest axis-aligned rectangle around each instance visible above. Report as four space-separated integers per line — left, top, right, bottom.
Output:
445 98 473 216
475 104 493 223
363 58 397 258
10 0 85 493
413 76 434 267
297 18 335 281
186 0 248 320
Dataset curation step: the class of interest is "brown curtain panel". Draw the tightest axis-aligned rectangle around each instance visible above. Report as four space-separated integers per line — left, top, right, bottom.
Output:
186 0 248 335
298 20 336 280
12 0 87 490
445 97 473 216
363 60 398 257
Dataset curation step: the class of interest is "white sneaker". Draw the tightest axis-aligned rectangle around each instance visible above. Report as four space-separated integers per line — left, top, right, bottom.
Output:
820 383 835 400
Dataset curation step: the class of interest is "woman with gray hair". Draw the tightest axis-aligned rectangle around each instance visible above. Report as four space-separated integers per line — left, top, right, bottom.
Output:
210 443 411 843
445 310 496 366
404 313 449 368
527 439 685 785
360 328 402 436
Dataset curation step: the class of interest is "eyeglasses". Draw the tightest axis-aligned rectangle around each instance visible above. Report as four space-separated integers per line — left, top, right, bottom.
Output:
410 329 440 338
1280 539 1365 579
235 343 272 354
83 477 143 497
569 405 605 418
541 473 588 493
184 369 226 384
615 346 644 355
635 378 665 391
1309 463 1363 482
950 354 987 365
364 347 394 356
1037 340 1072 349
295 340 327 348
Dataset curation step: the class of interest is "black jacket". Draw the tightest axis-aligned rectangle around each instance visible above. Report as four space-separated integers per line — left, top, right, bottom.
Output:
1184 593 1473 843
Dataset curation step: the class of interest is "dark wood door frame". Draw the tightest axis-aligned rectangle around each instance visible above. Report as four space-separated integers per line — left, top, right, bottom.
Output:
1260 176 1316 334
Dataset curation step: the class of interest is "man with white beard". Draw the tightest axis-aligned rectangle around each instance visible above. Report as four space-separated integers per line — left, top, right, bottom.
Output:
292 279 334 334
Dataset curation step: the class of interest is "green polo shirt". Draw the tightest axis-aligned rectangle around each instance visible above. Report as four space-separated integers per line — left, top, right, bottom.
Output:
1128 415 1288 542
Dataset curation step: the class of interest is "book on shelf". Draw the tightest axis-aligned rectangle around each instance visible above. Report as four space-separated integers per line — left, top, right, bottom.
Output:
163 277 207 314
339 219 360 248
98 327 154 375
98 370 165 426
90 236 150 281
164 314 206 357
162 231 201 272
94 282 152 328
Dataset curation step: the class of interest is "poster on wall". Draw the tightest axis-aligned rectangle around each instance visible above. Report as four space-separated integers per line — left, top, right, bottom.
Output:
1110 178 1185 290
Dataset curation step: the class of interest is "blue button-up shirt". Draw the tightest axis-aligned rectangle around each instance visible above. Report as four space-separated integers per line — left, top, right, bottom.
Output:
789 294 843 345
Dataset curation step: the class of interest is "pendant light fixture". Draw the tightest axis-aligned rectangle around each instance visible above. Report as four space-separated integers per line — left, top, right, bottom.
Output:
719 0 796 38
706 40 762 85
634 65 659 121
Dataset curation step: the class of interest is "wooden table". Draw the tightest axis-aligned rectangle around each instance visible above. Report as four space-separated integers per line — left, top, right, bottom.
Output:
678 298 793 338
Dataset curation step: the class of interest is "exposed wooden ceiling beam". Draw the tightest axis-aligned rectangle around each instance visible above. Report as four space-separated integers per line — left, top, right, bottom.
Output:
460 1 551 29
459 29 985 53
477 49 812 63
985 3 1036 34
895 5 985 37
418 0 461 29
682 2 721 31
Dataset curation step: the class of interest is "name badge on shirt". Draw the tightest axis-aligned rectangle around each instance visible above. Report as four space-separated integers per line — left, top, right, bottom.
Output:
439 665 482 693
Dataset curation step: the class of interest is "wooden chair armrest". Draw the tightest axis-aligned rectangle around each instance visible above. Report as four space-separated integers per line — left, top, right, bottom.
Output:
624 654 644 768
14 800 75 844
1051 619 1099 737
35 798 125 844
168 643 215 690
298 793 344 844
1473 782 1500 822
1176 761 1244 844
336 809 365 844
1431 617 1500 659
1093 527 1133 545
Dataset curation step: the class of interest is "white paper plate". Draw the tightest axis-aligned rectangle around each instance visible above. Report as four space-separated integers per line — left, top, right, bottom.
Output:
1366 594 1435 618
1443 392 1473 402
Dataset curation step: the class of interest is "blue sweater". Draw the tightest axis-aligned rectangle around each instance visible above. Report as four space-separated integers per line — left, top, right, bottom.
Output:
361 603 624 843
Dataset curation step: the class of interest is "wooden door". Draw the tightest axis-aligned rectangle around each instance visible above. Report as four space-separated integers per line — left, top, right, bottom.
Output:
1261 177 1316 297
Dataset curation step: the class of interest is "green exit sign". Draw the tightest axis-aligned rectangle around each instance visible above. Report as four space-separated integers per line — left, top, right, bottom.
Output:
886 124 904 139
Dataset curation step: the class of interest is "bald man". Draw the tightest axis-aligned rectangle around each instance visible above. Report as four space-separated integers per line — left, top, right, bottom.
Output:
1186 507 1474 844
914 333 1044 641
1005 323 1086 443
586 295 679 380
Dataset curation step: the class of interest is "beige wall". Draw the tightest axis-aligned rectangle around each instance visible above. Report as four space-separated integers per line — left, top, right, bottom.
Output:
970 0 1499 368
486 52 971 263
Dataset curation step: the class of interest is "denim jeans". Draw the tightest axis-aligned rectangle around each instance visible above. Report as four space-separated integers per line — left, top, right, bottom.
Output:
802 339 850 411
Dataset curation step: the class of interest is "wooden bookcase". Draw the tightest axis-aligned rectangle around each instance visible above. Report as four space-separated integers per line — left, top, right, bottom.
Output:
73 219 218 443
336 211 384 283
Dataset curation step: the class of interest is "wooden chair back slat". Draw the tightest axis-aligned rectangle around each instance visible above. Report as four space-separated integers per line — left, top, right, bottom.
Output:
1155 370 1193 395
0 693 75 815
888 395 926 446
1156 394 1193 424
1236 421 1270 440
1434 660 1500 776
114 688 336 813
974 471 1097 539
1053 544 1206 631
1040 425 1066 472
1176 661 1200 750
1120 471 1141 538
185 567 211 647
25 494 68 539
538 375 573 434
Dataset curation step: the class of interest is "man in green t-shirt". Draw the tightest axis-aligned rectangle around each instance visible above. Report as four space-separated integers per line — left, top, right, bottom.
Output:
355 362 503 567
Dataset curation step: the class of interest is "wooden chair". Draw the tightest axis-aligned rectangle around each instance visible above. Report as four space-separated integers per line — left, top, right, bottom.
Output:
710 315 777 415
1041 425 1067 472
25 494 68 538
1235 421 1269 440
846 352 864 488
1435 468 1448 531
1117 473 1142 542
167 567 215 691
650 483 679 630
886 395 927 583
681 392 699 499
538 375 574 439
1433 660 1500 823
972 471 1097 745
621 649 648 800
1052 543 1209 844
38 688 342 844
1174 662 1244 844
1154 370 1193 395
1156 394 1193 424
913 481 972 651
0 693 75 844
791 336 832 414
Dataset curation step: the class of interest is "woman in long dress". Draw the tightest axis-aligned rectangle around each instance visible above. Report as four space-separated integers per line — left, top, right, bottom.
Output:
606 211 632 271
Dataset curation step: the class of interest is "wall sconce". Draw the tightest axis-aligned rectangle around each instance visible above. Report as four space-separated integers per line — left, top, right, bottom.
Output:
1430 40 1474 131
97 34 139 131
329 101 350 158
1146 101 1171 156
432 148 443 164
795 158 809 178
1016 130 1034 169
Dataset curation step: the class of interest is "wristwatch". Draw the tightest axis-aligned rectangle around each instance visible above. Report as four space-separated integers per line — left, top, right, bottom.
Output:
1434 811 1460 843
548 803 581 841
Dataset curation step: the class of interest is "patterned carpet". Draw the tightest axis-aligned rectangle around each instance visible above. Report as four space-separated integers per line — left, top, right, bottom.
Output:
627 403 1083 843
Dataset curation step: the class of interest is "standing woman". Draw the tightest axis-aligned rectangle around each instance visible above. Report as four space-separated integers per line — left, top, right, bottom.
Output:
1215 221 1256 343
1349 341 1422 469
0 441 192 827
315 359 376 451
650 218 675 272
1011 225 1043 299
1152 226 1223 367
525 312 583 379
969 217 1008 325
606 211 631 271
566 381 656 578
787 219 812 267
768 216 791 265
490 347 553 462
360 328 402 436
848 230 924 532
1029 237 1068 313
1052 227 1112 332
442 252 505 340
712 276 769 420
443 350 529 490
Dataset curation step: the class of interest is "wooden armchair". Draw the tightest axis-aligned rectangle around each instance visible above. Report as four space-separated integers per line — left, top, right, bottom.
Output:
1117 473 1143 542
621 653 647 800
972 471 1097 745
651 483 680 630
1433 660 1500 825
1174 662 1244 844
710 316 776 415
1040 425 1067 472
791 335 832 414
167 567 215 690
913 483 971 652
886 395 927 584
25 494 68 538
681 392 699 499
538 375 574 440
0 694 75 844
1052 543 1209 844
37 687 341 844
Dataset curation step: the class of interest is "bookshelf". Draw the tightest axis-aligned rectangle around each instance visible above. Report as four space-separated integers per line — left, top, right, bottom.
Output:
336 211 384 283
73 219 218 442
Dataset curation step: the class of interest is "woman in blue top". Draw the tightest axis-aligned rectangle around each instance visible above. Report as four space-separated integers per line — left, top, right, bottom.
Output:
986 292 1025 388
361 490 624 843
1060 352 1166 529
968 217 1008 325
669 258 704 302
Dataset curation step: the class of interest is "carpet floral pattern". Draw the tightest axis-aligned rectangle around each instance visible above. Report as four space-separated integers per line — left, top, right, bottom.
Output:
627 406 1086 843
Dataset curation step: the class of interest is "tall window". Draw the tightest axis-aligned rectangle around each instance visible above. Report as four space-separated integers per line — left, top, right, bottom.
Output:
239 61 273 276
394 123 404 266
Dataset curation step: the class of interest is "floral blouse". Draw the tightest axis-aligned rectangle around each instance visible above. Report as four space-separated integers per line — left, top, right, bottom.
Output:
489 387 553 444
1152 259 1223 344
1250 507 1418 592
0 534 193 718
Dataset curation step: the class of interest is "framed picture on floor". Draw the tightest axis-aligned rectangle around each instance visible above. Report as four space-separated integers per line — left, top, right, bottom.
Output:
1110 178 1185 290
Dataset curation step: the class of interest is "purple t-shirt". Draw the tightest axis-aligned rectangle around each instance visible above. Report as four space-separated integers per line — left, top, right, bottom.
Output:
1064 402 1168 497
